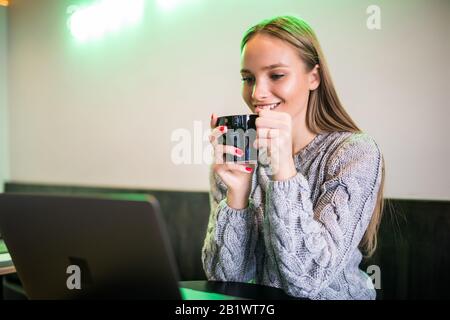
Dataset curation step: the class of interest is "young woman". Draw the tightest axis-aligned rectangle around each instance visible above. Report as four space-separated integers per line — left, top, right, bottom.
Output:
202 15 384 300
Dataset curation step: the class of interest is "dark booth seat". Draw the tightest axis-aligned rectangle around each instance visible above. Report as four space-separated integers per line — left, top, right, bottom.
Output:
2 183 450 300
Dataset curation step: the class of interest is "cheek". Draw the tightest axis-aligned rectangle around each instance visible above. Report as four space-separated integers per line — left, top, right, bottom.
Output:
279 77 309 102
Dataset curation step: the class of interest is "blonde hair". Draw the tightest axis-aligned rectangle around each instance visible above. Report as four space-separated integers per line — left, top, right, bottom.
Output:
241 15 385 257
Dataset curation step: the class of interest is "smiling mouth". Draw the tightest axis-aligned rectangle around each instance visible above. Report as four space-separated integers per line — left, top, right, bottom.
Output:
254 102 281 112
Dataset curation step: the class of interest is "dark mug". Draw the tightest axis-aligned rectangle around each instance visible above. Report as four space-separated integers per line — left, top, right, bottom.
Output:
216 114 258 164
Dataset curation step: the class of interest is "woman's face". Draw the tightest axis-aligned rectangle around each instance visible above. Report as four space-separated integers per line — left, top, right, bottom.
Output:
240 33 319 121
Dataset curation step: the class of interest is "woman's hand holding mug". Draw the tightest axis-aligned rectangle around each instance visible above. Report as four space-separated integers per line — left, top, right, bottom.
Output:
209 113 254 210
254 109 297 181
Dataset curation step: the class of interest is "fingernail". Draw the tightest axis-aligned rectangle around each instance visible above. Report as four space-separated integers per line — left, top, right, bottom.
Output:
235 148 243 156
218 126 226 132
245 167 253 172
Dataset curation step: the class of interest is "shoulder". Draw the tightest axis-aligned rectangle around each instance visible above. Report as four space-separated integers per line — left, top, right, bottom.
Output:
325 131 383 176
328 131 381 160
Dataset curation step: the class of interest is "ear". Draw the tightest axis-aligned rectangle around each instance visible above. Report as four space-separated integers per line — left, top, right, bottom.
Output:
308 64 320 91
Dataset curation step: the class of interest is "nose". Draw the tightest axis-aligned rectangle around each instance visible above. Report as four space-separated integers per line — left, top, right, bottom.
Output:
251 80 269 101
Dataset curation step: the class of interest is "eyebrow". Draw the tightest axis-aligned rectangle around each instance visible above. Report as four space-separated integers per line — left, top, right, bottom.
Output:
240 63 289 73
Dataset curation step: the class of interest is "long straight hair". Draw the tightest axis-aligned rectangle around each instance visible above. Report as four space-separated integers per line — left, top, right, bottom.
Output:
241 16 385 257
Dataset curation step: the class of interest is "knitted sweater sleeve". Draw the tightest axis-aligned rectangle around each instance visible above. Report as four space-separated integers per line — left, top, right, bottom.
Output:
201 166 259 282
264 134 383 298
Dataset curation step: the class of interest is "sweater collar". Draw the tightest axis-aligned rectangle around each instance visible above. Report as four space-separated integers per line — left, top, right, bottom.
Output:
294 132 331 163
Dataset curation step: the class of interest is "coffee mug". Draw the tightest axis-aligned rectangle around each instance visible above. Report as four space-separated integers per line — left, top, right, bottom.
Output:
216 114 258 164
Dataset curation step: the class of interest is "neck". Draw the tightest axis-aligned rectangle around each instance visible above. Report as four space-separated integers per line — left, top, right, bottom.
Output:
291 111 317 155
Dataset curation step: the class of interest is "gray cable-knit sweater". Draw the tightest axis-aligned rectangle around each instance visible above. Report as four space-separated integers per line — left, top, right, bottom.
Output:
201 131 383 300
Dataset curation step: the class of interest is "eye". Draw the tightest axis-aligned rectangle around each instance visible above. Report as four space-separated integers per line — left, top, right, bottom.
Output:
270 74 285 80
241 76 254 84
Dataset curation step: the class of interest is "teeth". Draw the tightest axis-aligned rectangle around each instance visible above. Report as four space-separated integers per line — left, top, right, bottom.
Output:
257 103 280 110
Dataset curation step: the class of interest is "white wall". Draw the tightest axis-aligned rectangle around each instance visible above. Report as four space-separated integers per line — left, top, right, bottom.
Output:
0 6 8 193
6 0 450 200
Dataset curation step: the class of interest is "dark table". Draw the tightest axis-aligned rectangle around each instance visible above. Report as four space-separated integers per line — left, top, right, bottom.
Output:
179 280 301 300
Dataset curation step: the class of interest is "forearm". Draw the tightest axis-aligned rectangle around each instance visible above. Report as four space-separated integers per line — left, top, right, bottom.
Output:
263 172 342 297
202 199 258 282
226 189 251 210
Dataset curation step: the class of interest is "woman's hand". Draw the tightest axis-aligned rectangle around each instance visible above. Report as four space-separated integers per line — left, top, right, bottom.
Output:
210 113 254 210
254 109 297 181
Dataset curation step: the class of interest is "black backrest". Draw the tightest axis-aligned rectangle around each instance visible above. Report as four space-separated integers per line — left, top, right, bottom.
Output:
4 183 450 299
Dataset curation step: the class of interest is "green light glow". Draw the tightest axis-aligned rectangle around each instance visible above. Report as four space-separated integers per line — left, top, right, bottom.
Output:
67 0 145 42
156 0 184 11
179 287 239 300
156 0 201 12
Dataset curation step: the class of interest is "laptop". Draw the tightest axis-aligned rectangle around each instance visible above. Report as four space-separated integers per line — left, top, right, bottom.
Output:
0 193 182 300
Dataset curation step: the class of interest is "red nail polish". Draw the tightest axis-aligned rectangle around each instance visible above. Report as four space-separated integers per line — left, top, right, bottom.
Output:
245 167 253 172
219 126 226 132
